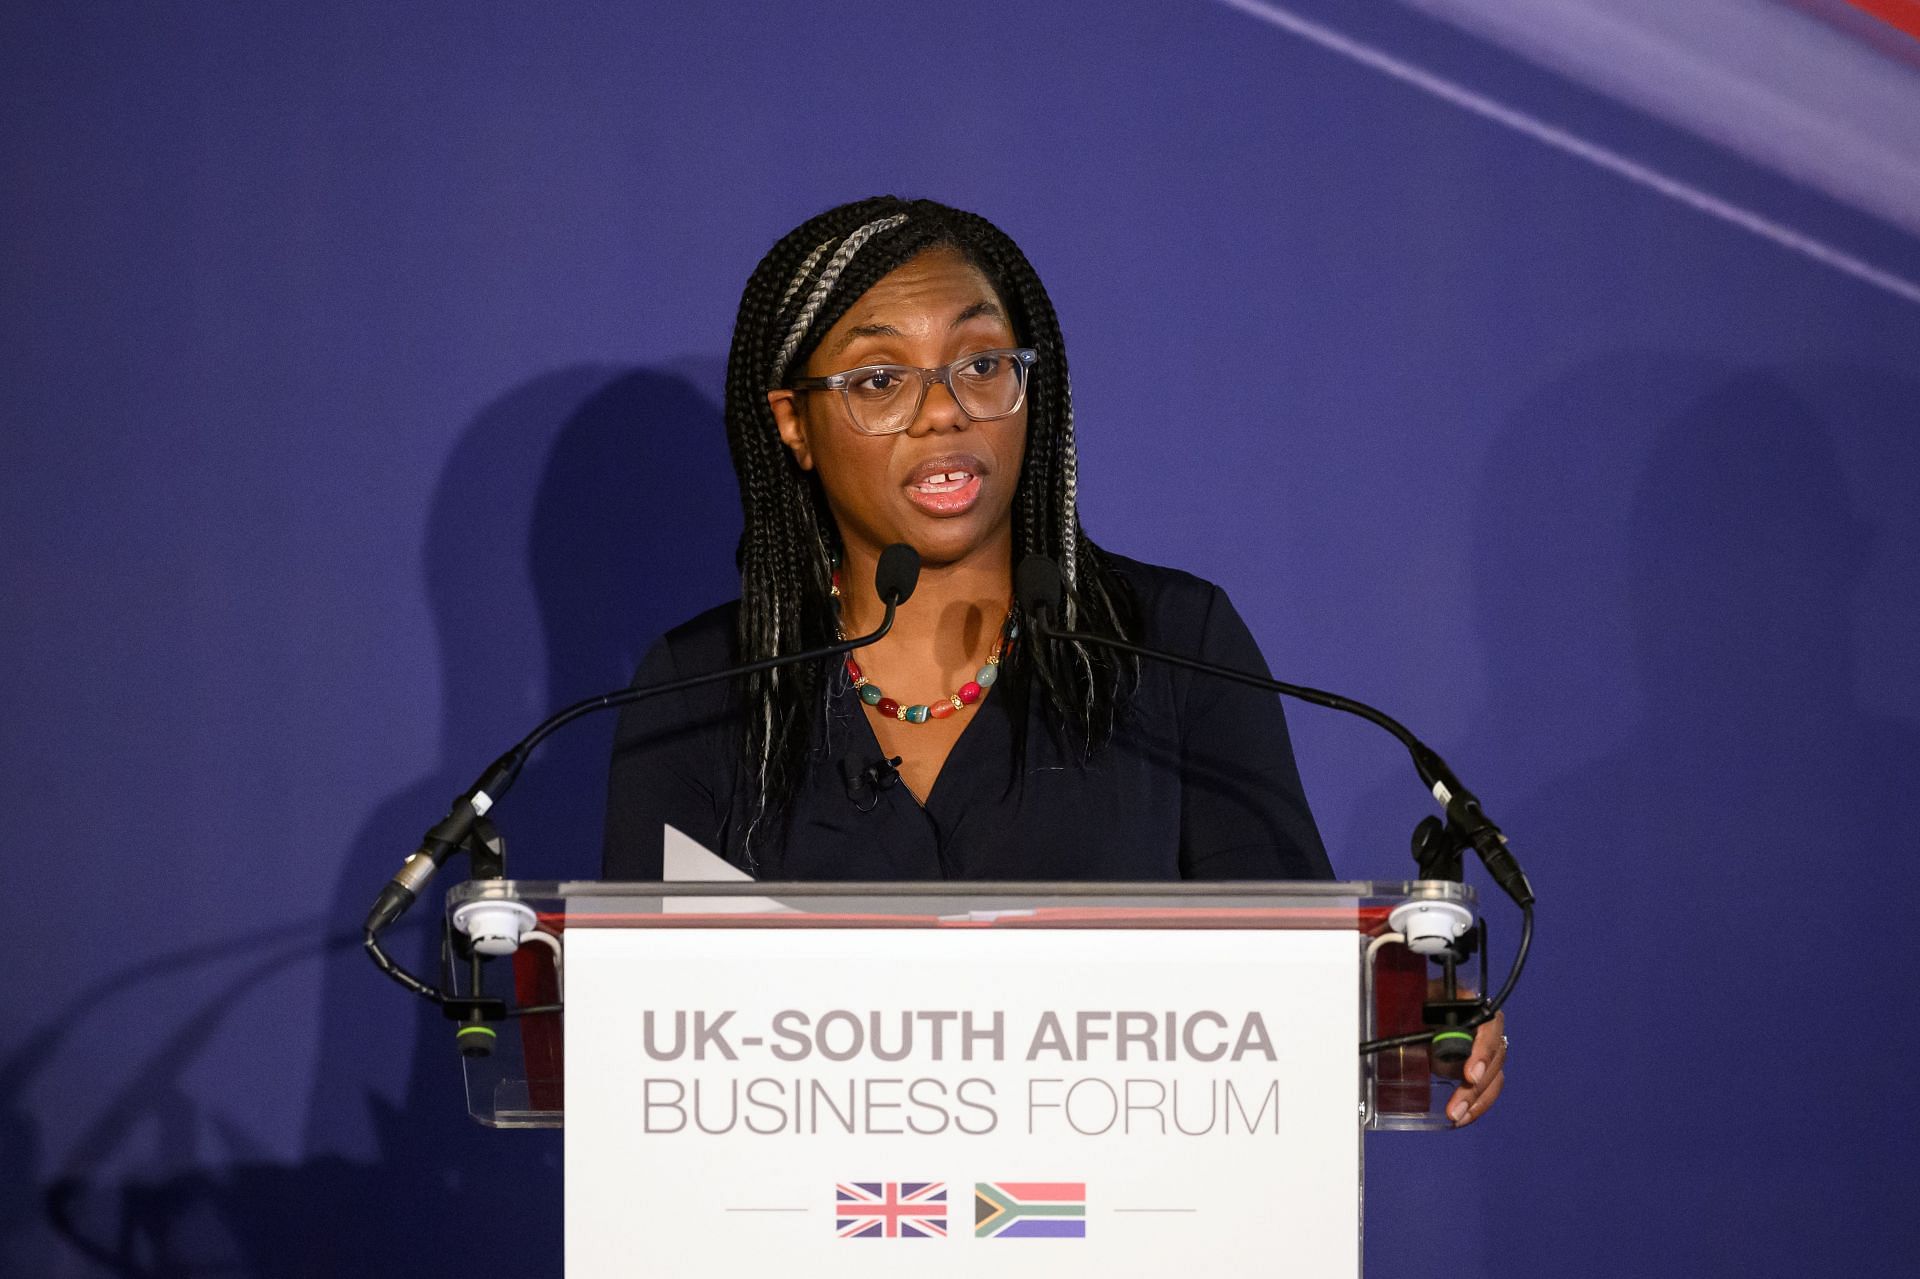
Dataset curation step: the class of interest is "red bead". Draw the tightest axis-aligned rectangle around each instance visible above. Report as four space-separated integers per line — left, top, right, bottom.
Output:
957 682 982 705
928 700 956 719
845 658 862 681
875 697 900 718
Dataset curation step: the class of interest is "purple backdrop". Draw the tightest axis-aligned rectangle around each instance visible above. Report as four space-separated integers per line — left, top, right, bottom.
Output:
6 2 1918 1275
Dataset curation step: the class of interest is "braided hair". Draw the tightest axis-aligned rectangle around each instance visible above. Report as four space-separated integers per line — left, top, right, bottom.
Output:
724 196 1137 860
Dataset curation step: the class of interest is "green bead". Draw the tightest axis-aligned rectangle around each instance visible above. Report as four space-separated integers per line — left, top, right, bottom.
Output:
859 684 883 705
976 664 998 687
905 704 929 723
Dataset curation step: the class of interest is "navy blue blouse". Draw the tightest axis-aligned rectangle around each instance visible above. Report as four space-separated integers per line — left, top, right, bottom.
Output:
602 555 1331 882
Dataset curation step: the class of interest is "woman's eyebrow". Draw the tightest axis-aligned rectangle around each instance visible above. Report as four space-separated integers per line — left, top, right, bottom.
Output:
829 322 901 356
951 299 1006 326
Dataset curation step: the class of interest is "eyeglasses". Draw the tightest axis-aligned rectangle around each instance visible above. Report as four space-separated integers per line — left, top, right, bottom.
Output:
789 347 1037 436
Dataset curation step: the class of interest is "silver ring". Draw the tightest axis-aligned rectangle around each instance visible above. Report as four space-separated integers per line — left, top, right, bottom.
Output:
1501 1034 1510 1051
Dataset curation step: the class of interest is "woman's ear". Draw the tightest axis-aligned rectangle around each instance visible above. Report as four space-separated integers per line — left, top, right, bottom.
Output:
766 390 815 471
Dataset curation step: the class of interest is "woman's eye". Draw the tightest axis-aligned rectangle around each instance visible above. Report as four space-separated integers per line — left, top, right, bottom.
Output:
851 370 901 397
960 354 1003 380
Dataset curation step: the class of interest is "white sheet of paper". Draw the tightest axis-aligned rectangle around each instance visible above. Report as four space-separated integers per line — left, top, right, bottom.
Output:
662 823 792 913
663 824 753 881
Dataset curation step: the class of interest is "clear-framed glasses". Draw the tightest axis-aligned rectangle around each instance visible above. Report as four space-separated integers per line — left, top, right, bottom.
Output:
789 347 1037 436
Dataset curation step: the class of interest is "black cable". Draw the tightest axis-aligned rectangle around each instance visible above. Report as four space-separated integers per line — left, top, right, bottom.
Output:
363 927 445 1005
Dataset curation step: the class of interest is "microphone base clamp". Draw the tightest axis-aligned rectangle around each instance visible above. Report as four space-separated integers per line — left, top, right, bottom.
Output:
451 898 538 957
1388 897 1475 956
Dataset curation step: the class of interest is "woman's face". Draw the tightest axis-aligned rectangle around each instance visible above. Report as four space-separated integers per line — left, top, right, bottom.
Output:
767 248 1028 570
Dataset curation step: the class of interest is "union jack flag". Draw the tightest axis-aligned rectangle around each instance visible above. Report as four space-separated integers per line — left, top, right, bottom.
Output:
835 1181 948 1238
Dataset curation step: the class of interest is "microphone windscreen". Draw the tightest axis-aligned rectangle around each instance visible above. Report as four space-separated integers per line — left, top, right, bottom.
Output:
874 543 921 606
1016 555 1064 626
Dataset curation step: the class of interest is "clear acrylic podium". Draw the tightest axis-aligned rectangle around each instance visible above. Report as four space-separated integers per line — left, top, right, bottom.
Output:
444 878 1475 1277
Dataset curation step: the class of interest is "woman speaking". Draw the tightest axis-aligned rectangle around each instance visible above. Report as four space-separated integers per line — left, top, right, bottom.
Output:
601 194 1506 1125
604 194 1328 884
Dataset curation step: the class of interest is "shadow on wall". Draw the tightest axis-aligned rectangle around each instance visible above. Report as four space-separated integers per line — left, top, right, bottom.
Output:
1429 367 1920 1277
1340 349 1738 1276
11 364 738 1276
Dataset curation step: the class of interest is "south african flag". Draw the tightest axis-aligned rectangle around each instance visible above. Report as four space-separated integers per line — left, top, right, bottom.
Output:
974 1182 1087 1238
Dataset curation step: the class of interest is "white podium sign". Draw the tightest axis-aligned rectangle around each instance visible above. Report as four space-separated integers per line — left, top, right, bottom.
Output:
565 926 1360 1277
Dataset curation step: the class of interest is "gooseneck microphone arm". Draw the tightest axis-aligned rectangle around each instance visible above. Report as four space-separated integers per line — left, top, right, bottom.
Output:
1014 557 1532 908
362 544 923 1006
1014 555 1532 1056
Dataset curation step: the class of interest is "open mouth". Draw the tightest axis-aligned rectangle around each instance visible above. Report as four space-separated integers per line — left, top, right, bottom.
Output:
912 469 975 494
903 455 987 517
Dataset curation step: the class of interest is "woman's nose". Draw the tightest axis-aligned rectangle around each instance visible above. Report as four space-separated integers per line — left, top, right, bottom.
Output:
906 377 968 435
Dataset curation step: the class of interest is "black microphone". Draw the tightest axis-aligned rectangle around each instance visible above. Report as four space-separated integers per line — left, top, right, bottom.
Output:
1014 554 1533 909
875 542 920 607
364 543 923 936
841 753 904 811
1015 553 1063 630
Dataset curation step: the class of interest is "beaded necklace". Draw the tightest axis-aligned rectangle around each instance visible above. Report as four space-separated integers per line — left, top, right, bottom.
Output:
831 568 1016 725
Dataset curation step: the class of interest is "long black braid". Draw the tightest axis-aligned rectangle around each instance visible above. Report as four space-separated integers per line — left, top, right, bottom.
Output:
724 196 1137 860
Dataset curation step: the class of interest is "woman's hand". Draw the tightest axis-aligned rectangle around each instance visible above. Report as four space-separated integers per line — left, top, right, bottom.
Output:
1439 1008 1507 1127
